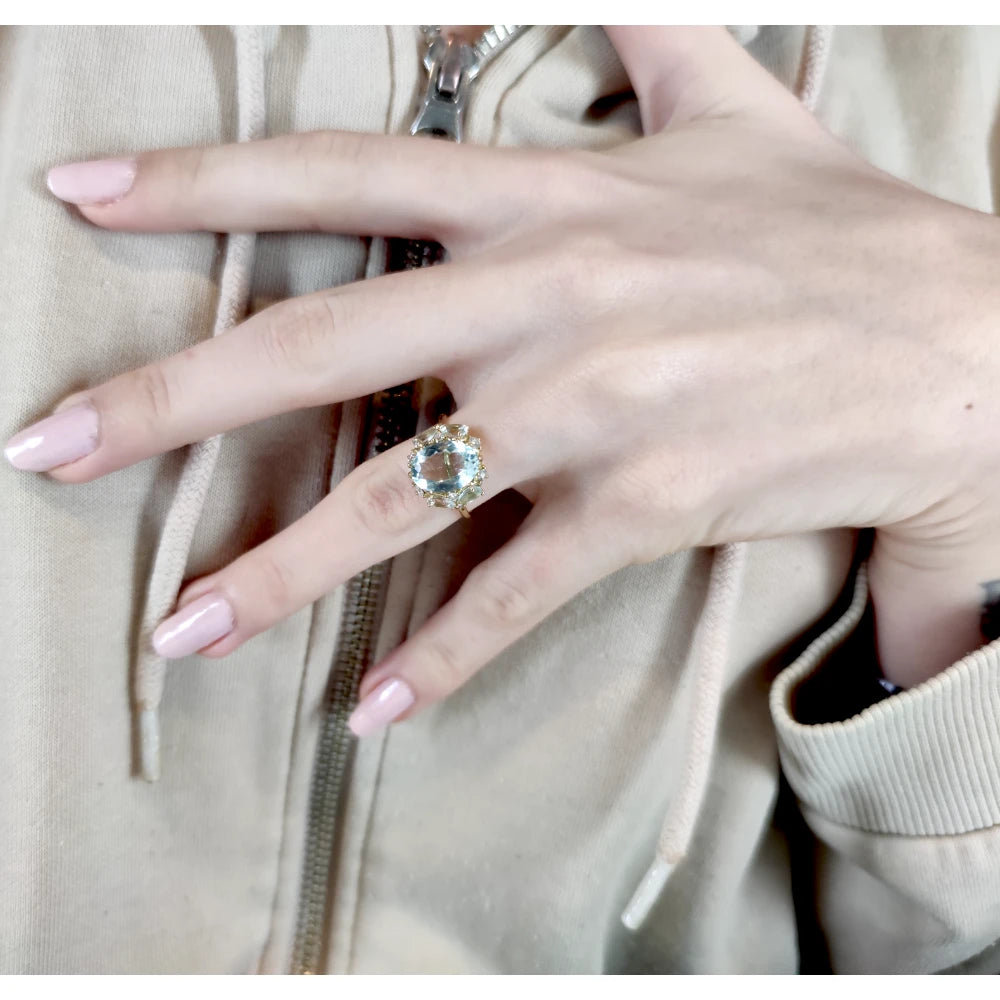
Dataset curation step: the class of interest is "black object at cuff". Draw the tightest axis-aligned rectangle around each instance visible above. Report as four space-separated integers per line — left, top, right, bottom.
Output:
791 598 904 725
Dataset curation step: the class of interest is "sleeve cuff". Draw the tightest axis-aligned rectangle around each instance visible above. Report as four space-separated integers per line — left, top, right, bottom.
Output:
770 561 1000 836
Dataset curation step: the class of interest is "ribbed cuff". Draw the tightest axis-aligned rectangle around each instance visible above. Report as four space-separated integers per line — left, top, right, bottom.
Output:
771 562 1000 836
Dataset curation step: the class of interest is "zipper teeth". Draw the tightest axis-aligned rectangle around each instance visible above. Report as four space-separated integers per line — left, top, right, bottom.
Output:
289 561 386 975
289 25 527 974
421 24 527 69
474 25 527 64
289 309 435 974
290 378 423 975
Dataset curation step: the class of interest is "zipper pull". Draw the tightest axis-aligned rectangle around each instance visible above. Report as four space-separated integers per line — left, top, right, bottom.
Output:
410 34 480 142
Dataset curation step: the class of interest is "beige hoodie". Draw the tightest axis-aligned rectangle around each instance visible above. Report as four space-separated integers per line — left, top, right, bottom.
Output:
2 25 1000 974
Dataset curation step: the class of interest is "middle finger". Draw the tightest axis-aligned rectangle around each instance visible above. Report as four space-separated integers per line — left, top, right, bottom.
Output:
28 258 522 484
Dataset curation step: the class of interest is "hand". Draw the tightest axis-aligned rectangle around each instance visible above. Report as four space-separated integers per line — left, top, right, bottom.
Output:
8 28 1000 731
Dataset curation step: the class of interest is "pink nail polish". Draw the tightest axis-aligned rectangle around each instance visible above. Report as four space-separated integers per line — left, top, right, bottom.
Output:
348 678 416 737
152 593 236 659
46 157 137 205
4 402 100 472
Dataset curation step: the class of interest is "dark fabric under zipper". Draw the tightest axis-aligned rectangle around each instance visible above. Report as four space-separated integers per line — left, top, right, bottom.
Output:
288 26 527 974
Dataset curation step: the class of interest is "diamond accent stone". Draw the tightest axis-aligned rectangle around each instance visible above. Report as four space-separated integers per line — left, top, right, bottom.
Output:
416 424 446 445
454 483 483 505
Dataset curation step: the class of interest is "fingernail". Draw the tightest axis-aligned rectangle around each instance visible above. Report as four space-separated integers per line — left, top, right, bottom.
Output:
47 157 137 206
348 678 416 738
4 402 100 471
152 593 236 659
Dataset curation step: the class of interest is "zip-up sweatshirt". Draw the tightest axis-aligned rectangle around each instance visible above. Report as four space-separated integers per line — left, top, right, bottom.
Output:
2 25 1000 974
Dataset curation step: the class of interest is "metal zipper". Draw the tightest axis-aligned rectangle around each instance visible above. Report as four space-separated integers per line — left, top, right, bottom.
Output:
289 24 528 975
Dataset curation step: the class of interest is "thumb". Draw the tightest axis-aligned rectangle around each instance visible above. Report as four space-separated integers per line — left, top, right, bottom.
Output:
604 26 807 133
869 512 1000 689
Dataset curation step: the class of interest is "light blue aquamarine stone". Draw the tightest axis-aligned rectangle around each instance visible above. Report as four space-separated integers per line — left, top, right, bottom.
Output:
410 439 481 495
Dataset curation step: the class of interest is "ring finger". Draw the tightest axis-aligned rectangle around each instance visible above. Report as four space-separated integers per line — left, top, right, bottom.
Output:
149 404 541 660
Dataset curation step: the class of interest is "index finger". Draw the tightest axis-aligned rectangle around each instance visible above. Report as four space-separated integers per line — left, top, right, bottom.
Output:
46 130 545 245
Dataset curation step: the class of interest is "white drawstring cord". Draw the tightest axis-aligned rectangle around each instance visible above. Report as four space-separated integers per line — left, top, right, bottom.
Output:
798 26 834 113
135 25 266 781
621 25 834 927
621 543 748 929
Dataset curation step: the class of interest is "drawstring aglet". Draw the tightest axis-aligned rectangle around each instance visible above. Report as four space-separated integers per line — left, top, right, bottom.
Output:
621 856 676 930
139 706 161 782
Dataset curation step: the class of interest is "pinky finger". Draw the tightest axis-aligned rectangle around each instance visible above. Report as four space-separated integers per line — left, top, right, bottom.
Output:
347 499 618 738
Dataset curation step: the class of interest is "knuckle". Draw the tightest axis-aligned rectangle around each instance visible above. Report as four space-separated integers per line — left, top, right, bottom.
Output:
171 146 211 203
610 450 714 561
895 201 966 259
533 150 603 213
615 462 665 520
553 339 660 427
256 294 341 388
352 468 418 538
287 129 338 158
266 132 346 228
541 149 649 219
467 563 536 629
614 450 685 522
521 149 580 209
415 636 469 695
131 363 176 426
592 339 671 408
530 230 626 324
297 129 370 165
252 550 295 616
287 130 372 196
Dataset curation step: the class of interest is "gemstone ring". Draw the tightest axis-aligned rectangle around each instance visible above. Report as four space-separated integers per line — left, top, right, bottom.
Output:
407 418 488 519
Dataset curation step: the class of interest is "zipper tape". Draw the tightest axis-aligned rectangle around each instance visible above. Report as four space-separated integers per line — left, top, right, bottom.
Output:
289 25 527 974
